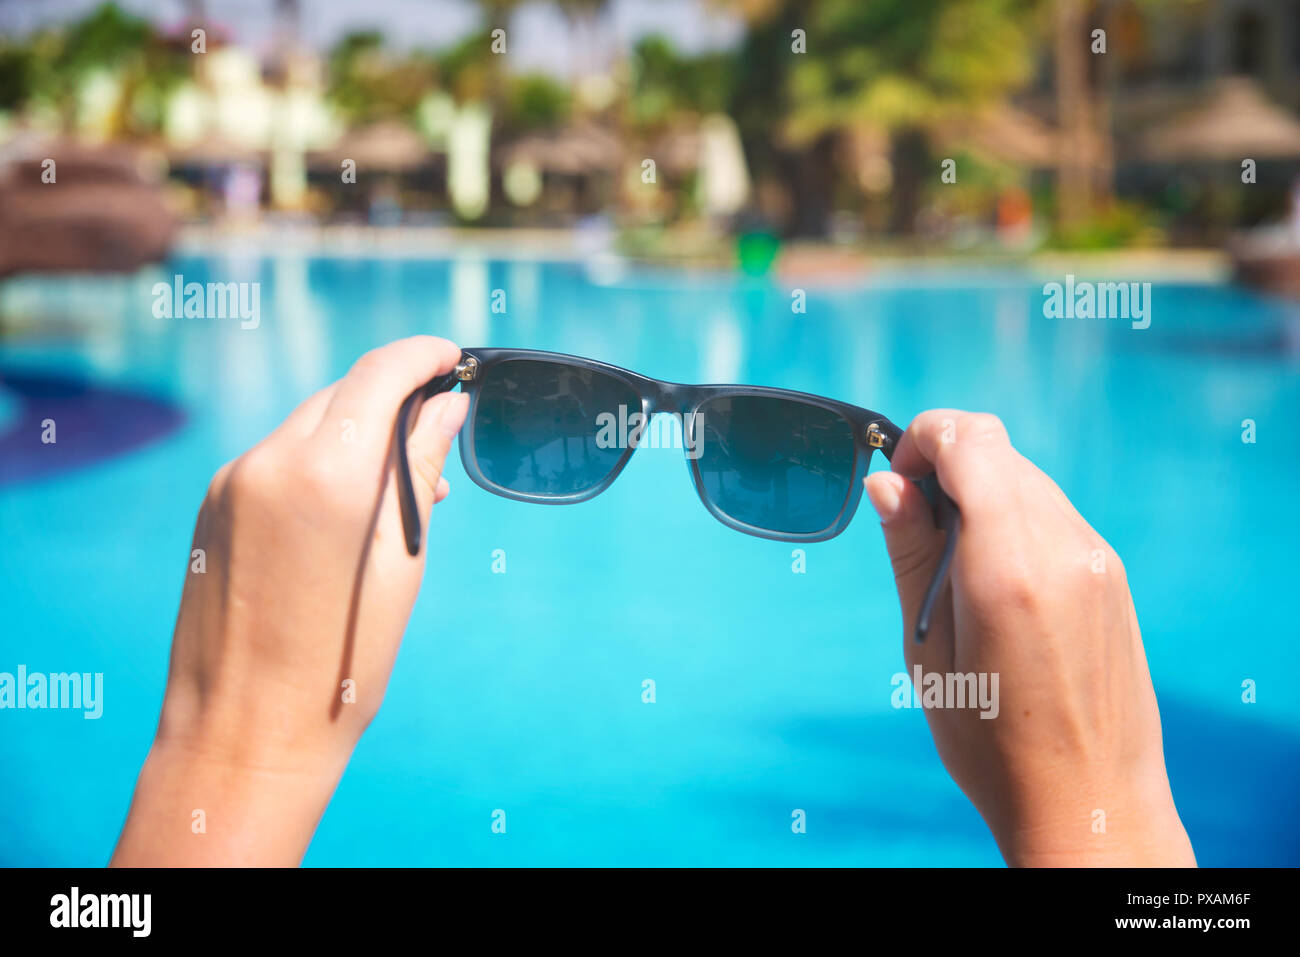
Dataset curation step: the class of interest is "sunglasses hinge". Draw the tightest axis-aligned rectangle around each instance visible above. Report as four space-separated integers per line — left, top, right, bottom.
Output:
866 422 887 450
455 356 479 381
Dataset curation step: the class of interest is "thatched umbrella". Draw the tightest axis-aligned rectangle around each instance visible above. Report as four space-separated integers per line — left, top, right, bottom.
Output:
937 104 1061 169
1136 80 1300 300
0 140 178 278
1138 78 1300 162
495 122 622 177
307 122 435 173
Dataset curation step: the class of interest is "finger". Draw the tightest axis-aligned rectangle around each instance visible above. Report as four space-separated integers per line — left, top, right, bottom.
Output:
865 471 954 674
316 336 462 451
411 390 453 437
889 410 1019 516
406 391 469 523
898 410 1085 529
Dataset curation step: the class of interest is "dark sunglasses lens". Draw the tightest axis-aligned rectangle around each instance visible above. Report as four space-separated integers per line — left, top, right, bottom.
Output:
695 395 857 535
472 359 640 496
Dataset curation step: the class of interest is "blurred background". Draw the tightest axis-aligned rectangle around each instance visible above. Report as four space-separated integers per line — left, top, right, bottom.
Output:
1 0 1300 272
1 1 1298 867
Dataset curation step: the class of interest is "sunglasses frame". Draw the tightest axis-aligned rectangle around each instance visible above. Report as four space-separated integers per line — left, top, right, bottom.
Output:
451 347 901 544
395 347 959 642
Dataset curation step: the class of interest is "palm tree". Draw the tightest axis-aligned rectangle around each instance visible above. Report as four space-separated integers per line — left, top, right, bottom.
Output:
1055 0 1094 229
724 0 1041 237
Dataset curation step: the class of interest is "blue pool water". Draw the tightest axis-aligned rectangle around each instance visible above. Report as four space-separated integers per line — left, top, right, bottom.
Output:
2 253 1298 866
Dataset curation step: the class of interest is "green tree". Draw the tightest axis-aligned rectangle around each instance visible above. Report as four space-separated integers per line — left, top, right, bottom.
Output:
506 74 572 131
0 43 38 111
628 34 734 131
326 32 440 122
1 2 188 134
726 0 1041 236
436 29 504 104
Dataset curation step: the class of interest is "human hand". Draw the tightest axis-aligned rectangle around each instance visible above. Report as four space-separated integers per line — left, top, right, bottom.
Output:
865 411 1195 867
113 336 468 865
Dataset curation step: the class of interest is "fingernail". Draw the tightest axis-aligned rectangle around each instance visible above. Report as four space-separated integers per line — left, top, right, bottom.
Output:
436 476 450 497
865 473 903 523
438 392 469 439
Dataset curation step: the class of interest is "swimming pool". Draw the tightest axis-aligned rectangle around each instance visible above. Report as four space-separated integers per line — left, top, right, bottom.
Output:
2 252 1297 866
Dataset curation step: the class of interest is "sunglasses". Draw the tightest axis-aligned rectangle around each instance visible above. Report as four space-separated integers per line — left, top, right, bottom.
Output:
394 348 959 641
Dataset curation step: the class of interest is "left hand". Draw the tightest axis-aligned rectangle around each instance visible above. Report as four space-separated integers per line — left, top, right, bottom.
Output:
113 336 468 866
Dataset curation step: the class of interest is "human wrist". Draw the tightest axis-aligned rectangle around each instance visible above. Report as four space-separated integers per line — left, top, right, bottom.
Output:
991 779 1196 867
111 691 354 866
112 735 348 867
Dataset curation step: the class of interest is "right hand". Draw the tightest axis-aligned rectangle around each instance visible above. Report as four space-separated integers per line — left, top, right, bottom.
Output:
864 410 1195 866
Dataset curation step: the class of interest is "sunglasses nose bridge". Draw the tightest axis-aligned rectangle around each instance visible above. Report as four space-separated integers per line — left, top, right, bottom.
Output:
644 380 690 415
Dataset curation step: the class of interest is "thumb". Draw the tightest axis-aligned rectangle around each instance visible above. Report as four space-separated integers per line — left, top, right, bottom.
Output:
864 471 953 670
407 391 470 524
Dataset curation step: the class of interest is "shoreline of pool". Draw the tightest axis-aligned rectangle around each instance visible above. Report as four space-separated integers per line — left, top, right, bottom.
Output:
173 223 1233 286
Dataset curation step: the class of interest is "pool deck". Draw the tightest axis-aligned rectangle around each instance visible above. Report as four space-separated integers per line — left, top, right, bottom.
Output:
174 223 1232 286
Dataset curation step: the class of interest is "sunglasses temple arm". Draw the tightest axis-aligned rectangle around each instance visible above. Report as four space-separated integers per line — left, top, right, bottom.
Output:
395 372 463 557
914 474 961 643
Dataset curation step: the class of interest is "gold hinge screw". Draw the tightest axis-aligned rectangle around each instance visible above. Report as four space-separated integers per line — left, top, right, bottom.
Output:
456 356 479 381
